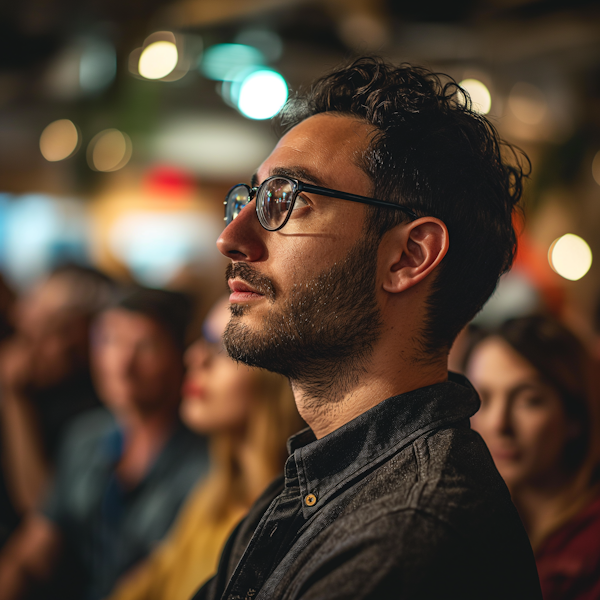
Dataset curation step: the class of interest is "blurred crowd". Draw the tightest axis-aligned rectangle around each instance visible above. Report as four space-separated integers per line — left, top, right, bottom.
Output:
0 264 598 600
0 265 303 600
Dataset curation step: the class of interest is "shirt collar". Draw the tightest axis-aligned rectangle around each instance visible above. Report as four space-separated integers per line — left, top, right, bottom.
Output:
286 373 480 518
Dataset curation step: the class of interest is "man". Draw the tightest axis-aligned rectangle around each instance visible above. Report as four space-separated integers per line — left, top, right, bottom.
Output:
193 57 542 599
0 265 115 516
0 288 209 600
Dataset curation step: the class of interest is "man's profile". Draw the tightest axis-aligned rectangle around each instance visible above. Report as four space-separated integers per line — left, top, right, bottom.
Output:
194 57 542 599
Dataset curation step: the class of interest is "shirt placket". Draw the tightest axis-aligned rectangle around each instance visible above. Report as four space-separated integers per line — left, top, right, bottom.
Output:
224 458 305 600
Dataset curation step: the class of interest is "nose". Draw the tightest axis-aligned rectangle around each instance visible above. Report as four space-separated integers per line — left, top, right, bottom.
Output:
121 345 138 376
185 340 211 370
217 199 266 262
490 398 514 437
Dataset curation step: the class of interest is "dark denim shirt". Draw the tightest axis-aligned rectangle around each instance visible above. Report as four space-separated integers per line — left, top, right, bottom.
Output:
194 374 542 600
43 408 210 600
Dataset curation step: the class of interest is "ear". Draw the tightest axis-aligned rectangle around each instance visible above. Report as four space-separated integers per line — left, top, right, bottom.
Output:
381 217 449 294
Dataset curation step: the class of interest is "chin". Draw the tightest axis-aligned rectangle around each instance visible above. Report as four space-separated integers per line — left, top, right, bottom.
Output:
180 400 206 431
230 302 250 317
495 467 524 490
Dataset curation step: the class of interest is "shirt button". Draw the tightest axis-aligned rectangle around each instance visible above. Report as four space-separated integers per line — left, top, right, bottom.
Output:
305 493 317 507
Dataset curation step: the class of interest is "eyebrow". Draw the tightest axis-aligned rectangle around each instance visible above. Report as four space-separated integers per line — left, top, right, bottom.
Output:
251 166 326 188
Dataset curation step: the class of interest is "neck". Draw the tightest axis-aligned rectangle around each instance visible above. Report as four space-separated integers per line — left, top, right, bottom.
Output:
293 344 448 439
510 471 574 548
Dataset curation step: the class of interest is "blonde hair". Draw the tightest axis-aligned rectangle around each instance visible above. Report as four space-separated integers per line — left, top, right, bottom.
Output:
191 368 303 523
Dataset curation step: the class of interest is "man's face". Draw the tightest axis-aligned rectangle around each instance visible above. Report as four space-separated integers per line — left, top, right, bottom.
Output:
218 113 384 401
92 309 184 417
13 277 90 390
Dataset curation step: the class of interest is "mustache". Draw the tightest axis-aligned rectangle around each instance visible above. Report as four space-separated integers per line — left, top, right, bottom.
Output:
225 263 276 301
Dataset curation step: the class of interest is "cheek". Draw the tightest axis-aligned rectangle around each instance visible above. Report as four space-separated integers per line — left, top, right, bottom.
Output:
470 410 493 441
214 362 254 401
212 364 255 421
142 353 181 380
516 410 568 462
518 410 563 440
268 233 347 289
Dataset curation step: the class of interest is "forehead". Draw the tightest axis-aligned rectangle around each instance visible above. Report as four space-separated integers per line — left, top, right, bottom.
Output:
258 113 375 192
468 336 539 386
100 308 163 337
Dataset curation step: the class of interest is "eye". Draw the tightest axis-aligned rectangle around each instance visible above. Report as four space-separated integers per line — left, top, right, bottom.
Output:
291 194 309 211
515 392 546 409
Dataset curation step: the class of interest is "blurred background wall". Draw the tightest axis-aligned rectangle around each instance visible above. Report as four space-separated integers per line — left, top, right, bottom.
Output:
0 0 599 339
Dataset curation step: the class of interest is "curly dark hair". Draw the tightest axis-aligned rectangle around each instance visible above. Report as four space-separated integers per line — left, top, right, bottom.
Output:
280 57 529 354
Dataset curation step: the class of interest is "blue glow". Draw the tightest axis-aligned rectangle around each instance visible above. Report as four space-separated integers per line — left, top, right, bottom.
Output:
80 38 117 93
237 70 288 120
200 44 264 81
234 29 283 62
3 195 89 289
109 212 220 287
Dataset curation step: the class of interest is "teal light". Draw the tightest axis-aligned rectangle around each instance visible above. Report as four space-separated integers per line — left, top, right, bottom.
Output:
200 44 264 81
237 70 288 120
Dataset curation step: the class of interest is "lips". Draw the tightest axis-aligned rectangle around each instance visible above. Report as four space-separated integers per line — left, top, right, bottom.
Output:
182 381 206 399
491 447 520 461
228 278 265 302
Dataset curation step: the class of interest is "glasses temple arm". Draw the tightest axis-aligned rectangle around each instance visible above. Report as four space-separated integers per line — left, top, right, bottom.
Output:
299 183 418 219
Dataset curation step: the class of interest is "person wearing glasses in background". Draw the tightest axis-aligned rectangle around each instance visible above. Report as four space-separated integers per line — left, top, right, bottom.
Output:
191 57 542 600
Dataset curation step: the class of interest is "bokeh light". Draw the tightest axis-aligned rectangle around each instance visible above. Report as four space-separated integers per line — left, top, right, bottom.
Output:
234 30 283 62
79 38 117 93
237 70 288 120
87 129 132 172
508 82 547 125
459 79 492 114
201 44 264 81
40 119 80 162
548 233 592 281
592 150 600 186
139 41 179 80
109 211 220 287
3 194 90 290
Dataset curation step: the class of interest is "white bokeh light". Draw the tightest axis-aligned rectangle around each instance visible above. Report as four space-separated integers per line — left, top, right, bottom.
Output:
459 79 492 115
237 70 288 120
548 234 592 281
139 41 178 80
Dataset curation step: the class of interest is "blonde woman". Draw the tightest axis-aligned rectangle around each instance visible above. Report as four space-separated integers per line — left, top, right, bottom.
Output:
108 298 304 600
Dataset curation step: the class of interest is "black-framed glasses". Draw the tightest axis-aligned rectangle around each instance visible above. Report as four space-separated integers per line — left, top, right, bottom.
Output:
224 175 418 232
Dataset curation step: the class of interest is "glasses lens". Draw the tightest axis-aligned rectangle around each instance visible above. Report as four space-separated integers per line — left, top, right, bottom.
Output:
225 185 251 225
257 178 295 231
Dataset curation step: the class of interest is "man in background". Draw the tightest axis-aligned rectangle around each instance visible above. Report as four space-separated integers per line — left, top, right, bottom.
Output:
0 265 115 517
0 287 209 600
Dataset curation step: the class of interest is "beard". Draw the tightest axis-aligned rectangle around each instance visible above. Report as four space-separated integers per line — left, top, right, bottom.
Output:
223 232 383 404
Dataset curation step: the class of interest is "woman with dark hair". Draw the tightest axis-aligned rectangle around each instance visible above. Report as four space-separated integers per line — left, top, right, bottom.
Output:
465 315 600 600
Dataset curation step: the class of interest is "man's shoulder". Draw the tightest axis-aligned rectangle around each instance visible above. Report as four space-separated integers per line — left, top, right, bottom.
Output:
54 407 116 467
330 422 525 557
148 422 210 489
273 425 539 599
